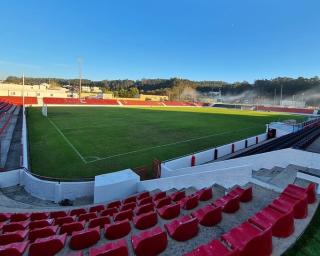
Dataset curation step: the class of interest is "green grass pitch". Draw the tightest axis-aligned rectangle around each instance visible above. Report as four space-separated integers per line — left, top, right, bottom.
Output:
27 106 304 179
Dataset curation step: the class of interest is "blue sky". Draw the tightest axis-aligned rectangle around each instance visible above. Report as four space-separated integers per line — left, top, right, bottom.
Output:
0 0 319 82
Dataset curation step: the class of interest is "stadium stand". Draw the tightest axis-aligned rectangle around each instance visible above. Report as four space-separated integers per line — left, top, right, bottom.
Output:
119 100 164 106
43 97 120 105
0 96 37 105
256 105 314 115
0 182 315 256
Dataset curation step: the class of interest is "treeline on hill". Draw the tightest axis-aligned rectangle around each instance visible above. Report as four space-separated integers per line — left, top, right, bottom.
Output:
4 76 320 106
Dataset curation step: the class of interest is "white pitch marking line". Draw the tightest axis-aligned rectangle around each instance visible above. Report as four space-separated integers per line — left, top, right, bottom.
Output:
48 118 88 164
85 126 259 163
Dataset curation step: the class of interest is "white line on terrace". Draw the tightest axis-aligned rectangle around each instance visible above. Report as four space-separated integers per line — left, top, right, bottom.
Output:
48 118 88 163
85 126 259 164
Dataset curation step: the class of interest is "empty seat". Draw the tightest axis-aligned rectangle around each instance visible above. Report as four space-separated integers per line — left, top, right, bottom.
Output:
283 183 316 204
0 241 29 256
105 220 131 240
60 221 85 235
0 213 10 222
54 216 75 226
135 203 154 216
113 209 133 221
195 187 213 201
191 205 222 226
89 205 105 213
89 239 128 256
88 216 111 229
133 211 158 230
137 192 150 200
29 226 58 242
170 191 186 202
185 239 239 256
273 193 308 219
0 230 28 246
29 234 67 256
78 212 97 222
132 226 167 256
101 207 118 217
138 196 153 206
49 211 68 219
165 215 199 241
107 200 121 209
3 221 29 233
29 219 53 230
69 227 100 250
123 195 136 204
70 208 87 217
249 205 294 238
120 202 136 211
157 203 180 220
221 221 272 256
10 213 30 222
228 186 253 202
30 212 49 221
213 194 240 213
155 196 172 209
180 194 199 210
153 191 166 201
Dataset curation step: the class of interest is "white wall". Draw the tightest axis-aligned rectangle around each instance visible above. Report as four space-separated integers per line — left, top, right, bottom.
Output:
0 169 20 187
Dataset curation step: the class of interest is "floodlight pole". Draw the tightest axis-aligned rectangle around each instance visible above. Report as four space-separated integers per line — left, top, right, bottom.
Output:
22 73 25 110
78 59 82 99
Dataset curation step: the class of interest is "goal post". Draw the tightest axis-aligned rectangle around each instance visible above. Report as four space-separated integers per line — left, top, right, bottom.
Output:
42 104 48 117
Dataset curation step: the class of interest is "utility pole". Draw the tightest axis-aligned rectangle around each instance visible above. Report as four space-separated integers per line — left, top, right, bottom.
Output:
280 84 283 106
78 58 82 99
274 88 277 106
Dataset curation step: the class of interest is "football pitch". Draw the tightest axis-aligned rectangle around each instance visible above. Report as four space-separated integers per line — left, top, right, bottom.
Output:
27 107 304 179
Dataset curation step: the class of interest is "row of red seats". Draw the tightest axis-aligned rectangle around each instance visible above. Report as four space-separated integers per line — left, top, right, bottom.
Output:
163 101 195 106
43 97 120 105
256 105 314 114
0 96 37 105
185 183 316 256
119 100 164 106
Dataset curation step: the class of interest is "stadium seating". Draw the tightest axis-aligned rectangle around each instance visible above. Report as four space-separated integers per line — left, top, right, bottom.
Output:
29 219 53 229
104 220 131 240
100 207 118 217
0 230 28 245
60 221 85 235
283 183 316 204
43 97 119 105
185 239 239 256
135 203 154 216
153 191 166 201
89 205 105 213
180 194 199 210
113 209 133 221
0 96 37 105
165 215 199 241
228 186 253 202
119 99 164 106
28 226 58 242
195 187 213 201
0 241 29 256
256 105 314 115
29 234 67 256
133 211 158 230
89 239 128 256
155 196 172 208
272 194 308 219
170 191 186 201
88 216 111 229
157 203 180 219
69 227 100 250
191 205 222 226
213 194 240 213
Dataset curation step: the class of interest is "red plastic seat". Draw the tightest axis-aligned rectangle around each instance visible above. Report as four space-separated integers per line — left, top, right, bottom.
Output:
105 220 131 240
155 196 171 208
30 212 49 221
49 211 68 219
153 191 166 201
0 241 29 256
70 208 87 217
101 207 118 217
120 202 136 211
221 221 272 256
249 205 294 238
165 215 199 241
195 188 213 201
107 200 121 209
29 226 58 242
171 191 186 202
0 230 28 245
2 221 29 233
274 193 308 219
284 183 316 204
138 196 153 206
180 194 199 210
228 186 253 202
0 213 10 222
137 192 150 200
132 226 167 256
88 216 111 229
157 203 180 220
133 211 158 230
29 219 53 230
10 213 30 222
184 239 238 256
69 227 100 250
113 209 133 221
54 216 75 226
213 194 240 213
191 205 222 226
60 221 85 235
89 205 105 213
89 239 128 256
29 234 67 256
135 203 154 216
78 212 97 222
123 195 136 204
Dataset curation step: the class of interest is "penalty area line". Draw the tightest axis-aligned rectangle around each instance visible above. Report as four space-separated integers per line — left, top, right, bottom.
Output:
48 118 88 164
85 126 258 164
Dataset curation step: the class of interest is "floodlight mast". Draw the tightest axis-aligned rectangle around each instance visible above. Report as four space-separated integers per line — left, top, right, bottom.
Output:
22 73 25 111
78 58 82 99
